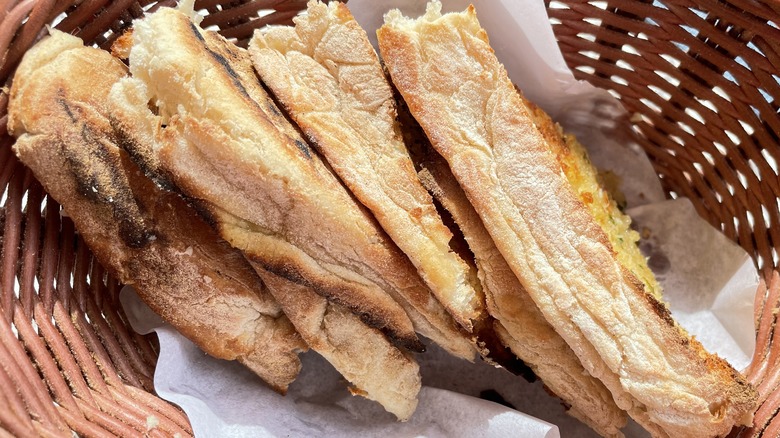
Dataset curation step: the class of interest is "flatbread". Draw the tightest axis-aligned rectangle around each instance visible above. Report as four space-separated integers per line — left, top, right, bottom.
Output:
379 3 756 435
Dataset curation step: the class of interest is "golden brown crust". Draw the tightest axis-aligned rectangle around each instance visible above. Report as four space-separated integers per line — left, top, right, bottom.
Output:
110 29 133 61
248 1 483 342
256 268 421 420
417 151 627 437
108 7 427 352
379 3 756 436
8 30 306 393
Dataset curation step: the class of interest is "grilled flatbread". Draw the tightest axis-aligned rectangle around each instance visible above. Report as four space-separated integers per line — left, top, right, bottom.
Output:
108 6 428 417
249 1 482 347
108 6 426 352
257 268 421 420
8 30 305 393
417 149 626 436
379 3 756 436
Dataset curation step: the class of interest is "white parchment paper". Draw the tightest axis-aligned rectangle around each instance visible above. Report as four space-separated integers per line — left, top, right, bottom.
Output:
119 0 760 436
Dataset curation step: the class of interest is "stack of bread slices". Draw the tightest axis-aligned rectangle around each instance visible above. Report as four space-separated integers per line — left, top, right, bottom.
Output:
7 1 756 436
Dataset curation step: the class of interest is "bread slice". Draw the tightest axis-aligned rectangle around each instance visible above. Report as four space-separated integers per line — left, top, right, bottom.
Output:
107 6 431 417
108 6 435 352
249 1 483 343
379 3 756 436
7 30 306 393
256 268 421 420
416 150 626 437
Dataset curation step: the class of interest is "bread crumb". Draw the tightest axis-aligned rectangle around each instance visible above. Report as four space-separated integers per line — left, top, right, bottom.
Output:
175 246 193 256
146 415 159 430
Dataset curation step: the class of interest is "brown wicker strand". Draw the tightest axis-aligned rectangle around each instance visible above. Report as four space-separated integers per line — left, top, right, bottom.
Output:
0 357 37 437
1 307 68 432
746 278 773 380
742 273 780 436
0 0 54 81
218 8 299 41
106 279 160 370
95 285 158 379
104 387 190 436
13 302 94 420
82 294 155 391
71 239 91 317
87 390 169 437
33 304 101 412
51 301 115 397
0 427 25 438
76 0 144 48
39 196 60 315
1 161 24 323
83 268 154 388
60 402 138 438
0 139 13 185
17 302 100 432
0 0 35 69
67 298 146 391
54 0 113 37
123 385 192 434
18 179 41 321
200 0 289 28
54 219 76 316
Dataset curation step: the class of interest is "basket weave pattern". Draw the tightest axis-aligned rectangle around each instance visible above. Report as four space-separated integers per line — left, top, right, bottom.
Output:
0 0 779 436
547 0 780 278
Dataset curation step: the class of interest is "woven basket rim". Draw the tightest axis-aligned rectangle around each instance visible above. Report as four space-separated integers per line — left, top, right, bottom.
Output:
1 0 780 436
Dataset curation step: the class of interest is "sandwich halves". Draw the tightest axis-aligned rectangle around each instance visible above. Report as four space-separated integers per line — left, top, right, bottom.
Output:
7 30 305 393
249 1 478 358
108 6 426 419
378 2 756 436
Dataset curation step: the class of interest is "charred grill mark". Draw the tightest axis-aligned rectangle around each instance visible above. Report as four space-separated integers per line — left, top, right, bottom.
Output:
294 139 311 159
189 22 205 42
58 94 76 123
188 20 316 162
58 100 151 248
207 48 253 101
353 307 426 353
111 118 151 169
260 260 307 286
117 215 152 247
267 104 281 116
187 20 253 102
258 83 315 161
212 34 244 63
247 255 425 353
107 116 178 193
185 197 221 230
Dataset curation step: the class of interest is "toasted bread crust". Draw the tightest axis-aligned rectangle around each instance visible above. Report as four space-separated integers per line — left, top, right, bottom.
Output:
379 3 756 436
417 152 626 437
249 1 482 342
8 31 305 392
257 268 421 420
109 7 427 351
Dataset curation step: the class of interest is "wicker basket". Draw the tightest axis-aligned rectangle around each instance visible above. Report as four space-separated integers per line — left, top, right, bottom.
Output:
0 0 778 436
